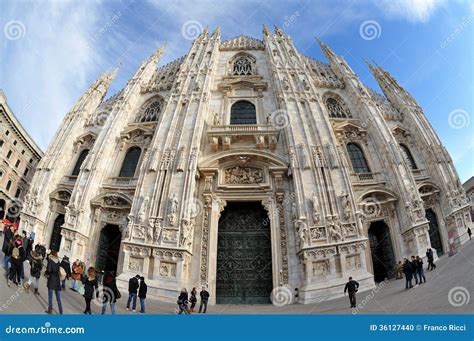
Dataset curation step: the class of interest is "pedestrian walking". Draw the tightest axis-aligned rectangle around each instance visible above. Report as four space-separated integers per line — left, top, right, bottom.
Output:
29 251 43 294
126 275 140 312
45 251 63 314
468 227 472 240
426 248 436 271
199 286 210 313
102 271 120 315
70 259 84 291
15 238 26 281
415 256 426 284
403 258 413 289
189 287 197 312
395 261 404 279
2 225 14 273
59 256 71 290
411 256 419 285
138 276 147 314
177 288 190 315
82 267 99 314
344 277 359 308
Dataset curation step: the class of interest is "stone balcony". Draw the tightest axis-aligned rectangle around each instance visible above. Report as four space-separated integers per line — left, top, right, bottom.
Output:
207 124 279 151
350 172 386 186
102 176 138 190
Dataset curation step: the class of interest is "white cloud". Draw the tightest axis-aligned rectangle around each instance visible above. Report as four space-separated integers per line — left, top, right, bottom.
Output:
373 0 444 23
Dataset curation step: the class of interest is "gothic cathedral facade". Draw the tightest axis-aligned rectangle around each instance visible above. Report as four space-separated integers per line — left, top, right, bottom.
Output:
20 27 472 304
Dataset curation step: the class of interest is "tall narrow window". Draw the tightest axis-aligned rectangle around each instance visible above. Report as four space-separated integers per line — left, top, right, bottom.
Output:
400 144 417 170
15 188 21 198
71 149 89 176
6 180 12 191
325 98 351 118
233 57 253 76
119 147 141 178
137 100 163 122
347 143 370 173
230 100 257 125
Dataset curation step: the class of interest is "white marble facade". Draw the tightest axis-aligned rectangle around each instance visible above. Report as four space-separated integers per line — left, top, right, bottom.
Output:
20 27 472 304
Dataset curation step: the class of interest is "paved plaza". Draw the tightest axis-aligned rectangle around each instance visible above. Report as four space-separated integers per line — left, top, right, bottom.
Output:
0 242 472 315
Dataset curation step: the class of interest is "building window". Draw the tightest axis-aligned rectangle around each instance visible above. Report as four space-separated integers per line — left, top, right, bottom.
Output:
118 147 141 178
230 100 257 125
23 168 29 177
21 150 25 155
15 160 20 168
71 149 89 176
5 131 9 136
0 140 3 148
29 158 33 164
15 188 21 198
6 180 12 191
136 100 163 123
7 150 12 159
13 140 17 146
400 144 417 170
347 143 370 173
233 57 253 76
325 97 351 118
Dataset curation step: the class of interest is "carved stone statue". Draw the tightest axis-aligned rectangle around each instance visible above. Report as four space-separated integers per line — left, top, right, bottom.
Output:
153 219 163 243
312 194 320 223
291 201 298 222
212 112 220 125
138 196 149 224
328 218 343 243
179 219 193 248
168 193 179 226
296 220 309 248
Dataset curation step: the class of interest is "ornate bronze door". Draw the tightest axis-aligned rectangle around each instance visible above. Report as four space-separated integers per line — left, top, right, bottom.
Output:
216 202 273 304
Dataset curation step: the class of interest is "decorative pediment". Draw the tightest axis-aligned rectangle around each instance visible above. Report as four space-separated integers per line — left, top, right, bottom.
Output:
219 35 265 51
119 125 154 150
418 183 441 197
50 189 72 203
217 76 267 96
91 192 132 209
73 132 97 153
333 122 367 142
358 188 398 205
392 125 411 139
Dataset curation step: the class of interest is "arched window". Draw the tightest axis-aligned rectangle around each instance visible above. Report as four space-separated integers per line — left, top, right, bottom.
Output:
230 101 257 125
233 57 253 76
119 147 141 178
71 149 89 176
399 144 417 170
136 100 163 123
325 97 351 118
346 143 370 173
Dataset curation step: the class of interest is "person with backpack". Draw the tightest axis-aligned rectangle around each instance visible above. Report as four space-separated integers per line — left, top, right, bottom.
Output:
29 251 43 294
7 246 21 286
82 267 99 314
102 271 121 315
45 251 63 314
59 256 72 290
126 275 140 312
138 276 147 314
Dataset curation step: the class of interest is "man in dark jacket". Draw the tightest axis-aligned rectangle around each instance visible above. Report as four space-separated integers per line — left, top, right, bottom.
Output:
344 277 359 308
426 248 436 271
2 225 14 273
411 256 419 285
199 286 210 313
126 275 140 312
403 258 413 289
138 276 147 314
59 256 72 290
45 251 63 314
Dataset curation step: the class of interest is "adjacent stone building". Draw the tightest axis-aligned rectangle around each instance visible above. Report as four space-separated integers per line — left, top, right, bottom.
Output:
0 90 43 223
19 27 472 304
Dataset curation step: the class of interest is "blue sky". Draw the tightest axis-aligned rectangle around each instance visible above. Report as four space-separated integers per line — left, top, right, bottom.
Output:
1 0 473 182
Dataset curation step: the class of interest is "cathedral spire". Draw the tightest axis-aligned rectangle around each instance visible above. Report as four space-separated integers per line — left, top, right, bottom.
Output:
274 25 285 37
210 26 221 39
147 45 166 65
316 38 338 62
262 24 271 38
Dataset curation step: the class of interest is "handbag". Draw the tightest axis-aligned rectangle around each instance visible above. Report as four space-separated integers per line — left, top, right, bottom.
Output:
78 285 85 296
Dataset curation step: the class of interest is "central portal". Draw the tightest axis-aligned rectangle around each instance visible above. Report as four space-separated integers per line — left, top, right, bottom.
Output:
216 201 272 304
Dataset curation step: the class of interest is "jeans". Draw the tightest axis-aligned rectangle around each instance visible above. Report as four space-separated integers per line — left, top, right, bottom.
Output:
413 272 419 284
199 300 208 313
417 269 426 283
178 305 190 314
348 291 356 307
405 277 413 289
139 298 145 313
102 302 116 315
126 293 137 310
48 289 63 314
3 255 10 272
71 279 80 290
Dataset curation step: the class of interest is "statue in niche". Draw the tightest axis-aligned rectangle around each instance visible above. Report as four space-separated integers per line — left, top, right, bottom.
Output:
296 220 309 248
212 111 220 125
328 218 343 243
291 201 298 222
340 193 351 220
312 194 320 223
153 219 163 243
179 219 193 248
168 193 179 226
138 196 149 224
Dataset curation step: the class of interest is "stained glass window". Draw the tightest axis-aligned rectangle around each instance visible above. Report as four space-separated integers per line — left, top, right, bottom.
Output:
347 143 370 173
230 101 257 125
119 147 141 177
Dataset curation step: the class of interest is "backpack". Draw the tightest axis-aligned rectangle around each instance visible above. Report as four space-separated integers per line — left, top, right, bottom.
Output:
59 267 67 281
